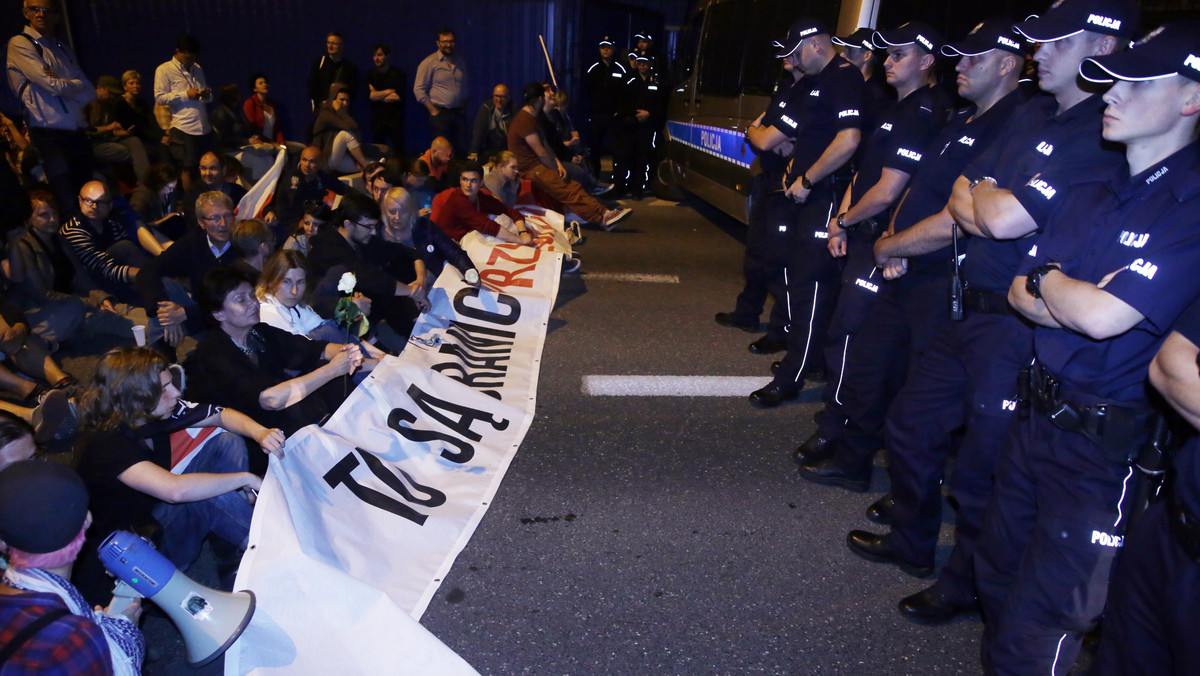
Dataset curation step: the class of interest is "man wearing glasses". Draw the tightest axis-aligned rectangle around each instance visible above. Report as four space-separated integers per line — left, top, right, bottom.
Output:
414 29 468 156
6 0 96 213
135 192 242 355
309 192 428 352
308 31 359 112
59 180 147 301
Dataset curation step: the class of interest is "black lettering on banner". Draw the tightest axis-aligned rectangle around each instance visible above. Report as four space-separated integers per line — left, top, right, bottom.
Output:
387 407 476 462
453 287 521 325
436 344 511 372
428 362 503 400
323 449 447 525
407 383 510 441
446 320 517 345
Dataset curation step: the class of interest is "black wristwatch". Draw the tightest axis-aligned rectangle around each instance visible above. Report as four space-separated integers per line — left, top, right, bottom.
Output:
1025 263 1059 299
836 212 847 228
800 174 813 190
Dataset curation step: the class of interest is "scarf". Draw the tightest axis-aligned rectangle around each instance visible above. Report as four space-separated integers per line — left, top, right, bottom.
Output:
4 566 145 675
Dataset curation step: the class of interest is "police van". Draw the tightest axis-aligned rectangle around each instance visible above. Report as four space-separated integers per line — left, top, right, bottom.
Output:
658 0 858 222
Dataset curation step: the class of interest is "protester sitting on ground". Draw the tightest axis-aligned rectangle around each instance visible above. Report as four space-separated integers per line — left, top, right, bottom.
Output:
0 461 146 675
118 69 168 160
417 136 453 191
71 346 276 606
283 201 330 256
58 180 149 302
231 218 274 281
256 249 386 351
311 84 375 174
308 192 427 350
182 151 247 226
185 265 373 435
130 162 184 250
543 89 608 195
434 160 538 246
264 146 348 238
468 84 514 163
380 186 478 289
135 191 242 352
400 156 439 214
208 83 268 182
483 150 521 208
509 82 629 230
85 76 150 190
361 160 384 194
6 190 132 345
367 168 403 203
243 74 303 156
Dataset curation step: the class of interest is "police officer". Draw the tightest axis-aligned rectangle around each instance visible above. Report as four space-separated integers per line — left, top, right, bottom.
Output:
715 36 809 343
986 20 1200 674
584 36 628 178
747 17 864 406
1099 60 1200 666
616 54 666 199
789 23 951 438
833 27 895 175
819 0 1129 628
810 20 1030 532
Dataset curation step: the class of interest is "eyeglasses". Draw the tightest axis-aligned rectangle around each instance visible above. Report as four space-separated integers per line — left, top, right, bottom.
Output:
24 5 58 16
353 220 379 232
80 196 111 207
438 39 456 45
201 213 234 224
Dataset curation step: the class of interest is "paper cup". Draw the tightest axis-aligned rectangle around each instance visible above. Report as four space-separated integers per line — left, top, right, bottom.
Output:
132 325 146 346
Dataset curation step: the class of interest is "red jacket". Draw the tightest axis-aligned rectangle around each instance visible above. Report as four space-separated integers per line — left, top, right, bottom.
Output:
433 188 524 242
243 95 286 144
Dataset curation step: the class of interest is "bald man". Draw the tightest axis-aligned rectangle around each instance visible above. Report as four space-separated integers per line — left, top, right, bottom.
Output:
468 84 515 162
265 145 348 242
58 180 148 299
418 136 453 190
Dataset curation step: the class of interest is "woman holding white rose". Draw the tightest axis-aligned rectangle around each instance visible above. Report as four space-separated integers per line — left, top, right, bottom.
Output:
183 265 375 435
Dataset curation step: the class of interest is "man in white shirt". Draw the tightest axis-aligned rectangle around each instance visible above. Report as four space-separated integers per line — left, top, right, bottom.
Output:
6 0 95 212
154 33 215 169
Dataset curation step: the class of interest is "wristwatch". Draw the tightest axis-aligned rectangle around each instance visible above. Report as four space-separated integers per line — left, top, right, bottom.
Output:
800 174 813 190
464 268 480 285
1025 263 1058 299
969 176 997 194
836 212 847 228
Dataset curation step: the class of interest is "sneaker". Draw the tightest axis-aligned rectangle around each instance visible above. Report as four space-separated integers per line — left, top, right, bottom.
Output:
590 182 614 196
32 389 78 452
602 207 632 231
566 221 585 245
562 255 582 274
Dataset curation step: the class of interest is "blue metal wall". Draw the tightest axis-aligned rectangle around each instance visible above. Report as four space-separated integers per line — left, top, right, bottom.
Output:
59 0 685 155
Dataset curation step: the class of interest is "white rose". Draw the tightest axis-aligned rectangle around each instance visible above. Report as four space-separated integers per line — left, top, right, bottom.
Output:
337 272 357 294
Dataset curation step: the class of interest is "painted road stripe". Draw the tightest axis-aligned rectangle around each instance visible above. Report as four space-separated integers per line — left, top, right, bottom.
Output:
583 375 772 396
585 273 680 283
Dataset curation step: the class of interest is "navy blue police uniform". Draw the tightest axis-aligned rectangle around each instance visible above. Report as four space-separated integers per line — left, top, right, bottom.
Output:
841 92 1122 592
725 75 805 333
584 38 628 178
977 140 1200 675
809 85 1027 470
760 55 864 393
815 80 951 442
617 64 667 196
1093 300 1200 676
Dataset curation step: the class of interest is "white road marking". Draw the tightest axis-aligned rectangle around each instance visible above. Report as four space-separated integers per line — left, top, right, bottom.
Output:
585 273 680 283
583 375 772 396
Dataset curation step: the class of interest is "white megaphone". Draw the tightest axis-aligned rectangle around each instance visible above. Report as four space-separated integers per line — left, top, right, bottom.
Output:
98 530 256 667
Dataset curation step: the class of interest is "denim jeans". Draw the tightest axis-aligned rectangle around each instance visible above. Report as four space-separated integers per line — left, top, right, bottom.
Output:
151 430 254 572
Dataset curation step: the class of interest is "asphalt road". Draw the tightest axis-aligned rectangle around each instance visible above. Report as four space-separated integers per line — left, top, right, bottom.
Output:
127 193 1069 675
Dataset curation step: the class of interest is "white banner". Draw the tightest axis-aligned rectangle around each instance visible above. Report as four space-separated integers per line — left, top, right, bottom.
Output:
226 209 567 675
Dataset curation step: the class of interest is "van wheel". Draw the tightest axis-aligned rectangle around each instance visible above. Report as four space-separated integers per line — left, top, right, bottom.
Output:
650 159 685 201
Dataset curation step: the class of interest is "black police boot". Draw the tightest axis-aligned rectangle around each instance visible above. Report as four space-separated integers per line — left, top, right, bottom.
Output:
793 429 836 466
715 312 759 333
749 381 800 408
845 530 934 578
866 493 894 525
898 585 978 624
748 336 787 355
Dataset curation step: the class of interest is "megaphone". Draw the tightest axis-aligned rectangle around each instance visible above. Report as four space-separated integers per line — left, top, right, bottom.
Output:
98 530 256 667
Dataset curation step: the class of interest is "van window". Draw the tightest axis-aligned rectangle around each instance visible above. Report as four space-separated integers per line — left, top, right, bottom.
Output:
673 10 703 85
697 0 751 98
741 0 796 96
